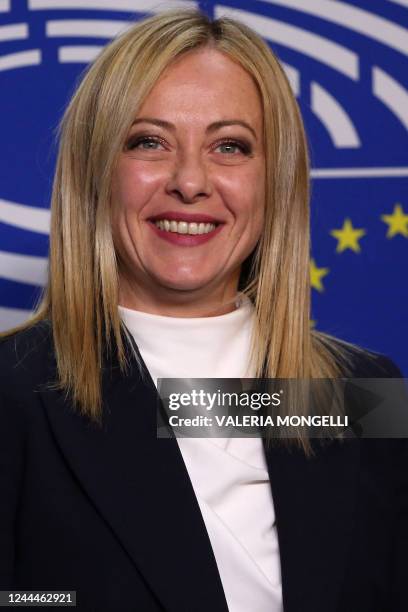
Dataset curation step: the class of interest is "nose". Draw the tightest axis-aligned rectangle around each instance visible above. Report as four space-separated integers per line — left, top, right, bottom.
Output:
165 151 212 204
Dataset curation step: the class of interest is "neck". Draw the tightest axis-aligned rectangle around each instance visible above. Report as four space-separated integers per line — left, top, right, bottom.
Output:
118 275 240 318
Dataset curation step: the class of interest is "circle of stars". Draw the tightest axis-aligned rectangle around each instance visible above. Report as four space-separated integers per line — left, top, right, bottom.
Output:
310 202 407 293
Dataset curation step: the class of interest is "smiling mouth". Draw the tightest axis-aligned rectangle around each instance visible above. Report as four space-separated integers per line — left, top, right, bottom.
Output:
152 219 218 235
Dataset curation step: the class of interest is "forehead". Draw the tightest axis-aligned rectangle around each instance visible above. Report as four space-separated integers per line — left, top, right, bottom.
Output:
134 47 263 131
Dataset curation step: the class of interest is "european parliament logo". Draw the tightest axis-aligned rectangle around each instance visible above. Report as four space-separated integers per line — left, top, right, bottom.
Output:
0 1 407 371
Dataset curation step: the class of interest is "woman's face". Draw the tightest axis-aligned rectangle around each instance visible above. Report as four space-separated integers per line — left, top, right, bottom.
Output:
112 46 265 314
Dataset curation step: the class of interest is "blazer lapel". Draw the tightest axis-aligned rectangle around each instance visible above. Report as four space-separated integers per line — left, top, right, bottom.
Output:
40 340 229 612
263 437 360 612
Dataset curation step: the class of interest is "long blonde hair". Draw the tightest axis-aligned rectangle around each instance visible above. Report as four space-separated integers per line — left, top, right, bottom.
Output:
2 8 360 451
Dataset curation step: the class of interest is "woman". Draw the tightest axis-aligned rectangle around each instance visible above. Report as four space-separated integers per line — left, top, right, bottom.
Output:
0 8 406 612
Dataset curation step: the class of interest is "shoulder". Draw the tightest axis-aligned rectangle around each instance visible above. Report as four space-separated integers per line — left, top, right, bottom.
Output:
343 345 402 378
0 319 53 363
0 320 55 392
315 332 403 378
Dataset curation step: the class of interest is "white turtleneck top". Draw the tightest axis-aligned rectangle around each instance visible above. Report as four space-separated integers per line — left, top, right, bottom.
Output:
118 296 283 612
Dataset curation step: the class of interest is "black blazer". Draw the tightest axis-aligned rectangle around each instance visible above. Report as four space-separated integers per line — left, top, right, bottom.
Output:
0 321 407 612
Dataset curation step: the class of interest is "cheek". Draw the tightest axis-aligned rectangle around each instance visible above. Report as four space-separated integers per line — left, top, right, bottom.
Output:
249 167 266 233
240 182 265 250
247 205 265 251
227 174 265 232
111 161 161 214
220 161 265 213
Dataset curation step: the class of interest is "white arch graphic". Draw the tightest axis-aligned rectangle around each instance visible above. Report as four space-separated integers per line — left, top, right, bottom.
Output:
30 0 197 12
262 0 408 58
0 307 33 331
372 67 408 131
311 82 360 148
0 50 41 71
0 0 10 12
311 167 408 179
388 0 408 7
281 62 300 97
59 45 103 63
0 199 50 234
46 19 130 38
214 6 359 80
0 251 48 286
0 24 28 42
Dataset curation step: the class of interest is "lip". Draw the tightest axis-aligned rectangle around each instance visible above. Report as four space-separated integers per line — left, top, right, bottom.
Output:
148 211 223 224
148 219 224 246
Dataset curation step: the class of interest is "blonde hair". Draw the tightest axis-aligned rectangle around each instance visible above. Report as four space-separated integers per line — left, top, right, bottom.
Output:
2 8 361 452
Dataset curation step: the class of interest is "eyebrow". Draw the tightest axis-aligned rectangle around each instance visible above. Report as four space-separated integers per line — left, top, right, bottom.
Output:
131 117 258 140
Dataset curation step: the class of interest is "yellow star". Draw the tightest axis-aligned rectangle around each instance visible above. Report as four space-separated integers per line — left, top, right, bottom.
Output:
381 203 408 238
330 218 366 253
310 259 329 292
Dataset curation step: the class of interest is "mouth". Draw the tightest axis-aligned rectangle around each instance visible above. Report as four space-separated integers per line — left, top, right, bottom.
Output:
148 212 223 236
151 218 218 235
147 212 224 245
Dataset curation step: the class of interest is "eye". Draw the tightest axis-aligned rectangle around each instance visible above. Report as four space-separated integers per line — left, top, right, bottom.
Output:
125 135 253 155
214 139 252 155
126 136 165 151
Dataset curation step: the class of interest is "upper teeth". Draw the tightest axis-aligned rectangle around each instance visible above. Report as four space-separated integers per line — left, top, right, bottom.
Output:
154 219 217 235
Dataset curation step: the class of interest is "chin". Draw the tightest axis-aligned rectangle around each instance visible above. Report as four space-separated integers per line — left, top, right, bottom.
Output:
154 271 215 293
